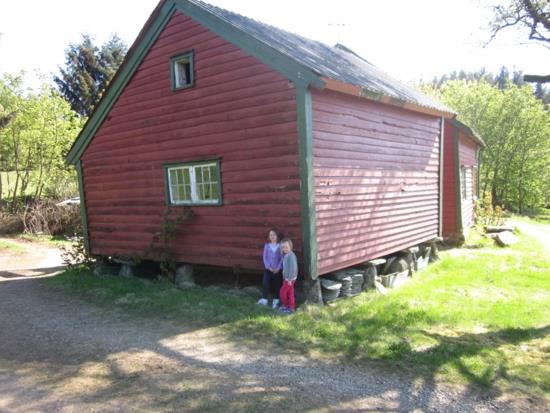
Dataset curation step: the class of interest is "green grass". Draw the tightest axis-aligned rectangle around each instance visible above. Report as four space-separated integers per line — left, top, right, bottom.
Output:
46 269 272 328
18 233 72 247
0 239 25 252
45 225 550 397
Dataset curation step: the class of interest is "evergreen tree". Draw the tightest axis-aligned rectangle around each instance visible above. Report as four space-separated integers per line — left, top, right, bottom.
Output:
54 34 127 117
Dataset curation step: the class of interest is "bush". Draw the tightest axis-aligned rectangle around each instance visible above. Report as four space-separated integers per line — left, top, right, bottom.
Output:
475 193 505 227
0 211 24 234
0 199 81 236
23 200 81 236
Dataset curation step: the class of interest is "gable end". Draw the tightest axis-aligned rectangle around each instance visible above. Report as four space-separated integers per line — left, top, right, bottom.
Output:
66 0 324 165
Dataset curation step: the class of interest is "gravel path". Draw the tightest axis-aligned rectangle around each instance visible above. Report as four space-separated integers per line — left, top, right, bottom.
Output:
0 239 546 412
509 219 550 256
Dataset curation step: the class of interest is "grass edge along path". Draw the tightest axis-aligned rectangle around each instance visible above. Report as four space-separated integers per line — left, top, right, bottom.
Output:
45 225 550 399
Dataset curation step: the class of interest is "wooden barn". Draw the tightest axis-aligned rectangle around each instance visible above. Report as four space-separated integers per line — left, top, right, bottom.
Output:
442 119 485 242
66 0 456 283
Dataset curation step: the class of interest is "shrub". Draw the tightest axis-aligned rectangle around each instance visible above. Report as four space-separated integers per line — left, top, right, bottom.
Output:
0 211 24 234
22 200 81 236
475 193 505 226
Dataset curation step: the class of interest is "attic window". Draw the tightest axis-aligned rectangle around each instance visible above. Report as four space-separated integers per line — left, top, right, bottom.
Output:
171 51 194 90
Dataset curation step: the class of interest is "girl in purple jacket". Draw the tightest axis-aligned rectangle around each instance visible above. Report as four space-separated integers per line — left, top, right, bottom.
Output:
257 228 283 309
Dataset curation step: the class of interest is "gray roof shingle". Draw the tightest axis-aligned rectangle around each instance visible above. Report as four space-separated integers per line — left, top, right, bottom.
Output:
190 0 454 115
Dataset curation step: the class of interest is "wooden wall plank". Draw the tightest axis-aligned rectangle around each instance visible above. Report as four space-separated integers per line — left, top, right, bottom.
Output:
311 89 441 275
81 10 301 271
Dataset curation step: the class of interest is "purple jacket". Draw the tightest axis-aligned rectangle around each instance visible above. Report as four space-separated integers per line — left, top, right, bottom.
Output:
263 243 283 271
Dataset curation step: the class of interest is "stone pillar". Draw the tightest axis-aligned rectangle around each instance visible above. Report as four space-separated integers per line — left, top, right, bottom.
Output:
302 277 323 305
175 264 195 289
362 258 386 290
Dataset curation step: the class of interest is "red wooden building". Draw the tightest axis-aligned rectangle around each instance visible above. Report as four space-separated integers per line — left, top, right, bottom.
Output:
442 119 485 242
67 0 456 281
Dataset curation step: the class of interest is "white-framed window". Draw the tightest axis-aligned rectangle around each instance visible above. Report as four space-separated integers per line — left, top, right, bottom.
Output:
460 166 473 200
170 51 194 90
165 160 221 205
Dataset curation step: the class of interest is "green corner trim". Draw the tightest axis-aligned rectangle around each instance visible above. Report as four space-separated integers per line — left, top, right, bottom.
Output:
438 117 444 237
296 86 318 280
453 128 464 233
66 0 324 165
76 160 90 253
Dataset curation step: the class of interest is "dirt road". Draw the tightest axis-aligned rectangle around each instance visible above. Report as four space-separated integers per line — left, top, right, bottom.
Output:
0 238 545 412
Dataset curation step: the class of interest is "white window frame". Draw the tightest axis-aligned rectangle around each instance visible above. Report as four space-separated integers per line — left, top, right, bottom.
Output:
165 160 221 206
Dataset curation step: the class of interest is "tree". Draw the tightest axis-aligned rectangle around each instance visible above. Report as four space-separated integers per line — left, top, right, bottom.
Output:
428 68 550 104
54 34 127 117
0 73 82 206
424 80 550 213
490 0 550 83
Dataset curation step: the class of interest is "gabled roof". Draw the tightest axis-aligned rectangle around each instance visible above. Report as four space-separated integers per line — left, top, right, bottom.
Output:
67 0 454 164
449 118 485 148
192 0 454 116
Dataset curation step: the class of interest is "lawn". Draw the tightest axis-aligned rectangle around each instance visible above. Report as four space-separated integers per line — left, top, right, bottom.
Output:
0 238 25 252
46 222 550 399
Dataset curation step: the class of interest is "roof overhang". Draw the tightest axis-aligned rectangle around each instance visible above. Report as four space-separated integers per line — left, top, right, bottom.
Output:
321 77 456 119
449 118 485 148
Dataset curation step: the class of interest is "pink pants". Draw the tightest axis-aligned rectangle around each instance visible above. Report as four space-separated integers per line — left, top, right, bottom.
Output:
279 280 296 310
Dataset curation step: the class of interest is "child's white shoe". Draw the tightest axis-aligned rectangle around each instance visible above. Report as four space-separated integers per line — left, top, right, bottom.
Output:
272 299 280 309
256 298 268 306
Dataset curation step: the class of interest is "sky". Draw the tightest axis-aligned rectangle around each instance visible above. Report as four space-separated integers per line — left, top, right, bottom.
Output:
0 0 548 89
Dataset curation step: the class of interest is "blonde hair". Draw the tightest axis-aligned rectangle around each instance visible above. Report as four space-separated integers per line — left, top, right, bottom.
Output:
280 238 293 249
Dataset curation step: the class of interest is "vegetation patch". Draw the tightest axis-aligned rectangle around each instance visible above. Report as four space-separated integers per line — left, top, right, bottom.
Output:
45 224 550 398
0 238 25 252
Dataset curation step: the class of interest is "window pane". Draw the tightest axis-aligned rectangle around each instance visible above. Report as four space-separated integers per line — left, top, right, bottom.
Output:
183 168 191 185
211 182 219 200
169 170 177 185
170 184 178 202
203 183 211 200
184 184 192 200
196 167 203 184
196 182 204 200
178 185 185 201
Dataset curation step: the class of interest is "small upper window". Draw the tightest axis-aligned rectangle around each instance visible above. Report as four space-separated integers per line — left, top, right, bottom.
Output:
165 160 221 205
171 52 194 90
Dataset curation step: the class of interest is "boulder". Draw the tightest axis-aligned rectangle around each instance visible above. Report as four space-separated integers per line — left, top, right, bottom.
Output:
175 264 195 288
302 277 323 305
119 264 135 278
495 231 519 247
485 225 516 233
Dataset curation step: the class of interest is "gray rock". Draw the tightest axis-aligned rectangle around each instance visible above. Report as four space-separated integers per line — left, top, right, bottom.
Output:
495 231 519 247
119 264 135 278
302 278 323 305
485 225 516 233
175 264 195 288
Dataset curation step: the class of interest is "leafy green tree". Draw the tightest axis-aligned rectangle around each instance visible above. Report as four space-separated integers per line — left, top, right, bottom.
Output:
54 34 127 117
424 80 550 212
0 73 82 206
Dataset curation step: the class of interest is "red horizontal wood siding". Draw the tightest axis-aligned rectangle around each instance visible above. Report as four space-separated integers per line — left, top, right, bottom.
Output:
311 90 441 275
459 132 478 230
81 10 301 270
442 121 458 237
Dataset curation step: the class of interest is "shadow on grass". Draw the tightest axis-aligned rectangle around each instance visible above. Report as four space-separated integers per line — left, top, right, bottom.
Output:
226 299 550 397
1 269 547 412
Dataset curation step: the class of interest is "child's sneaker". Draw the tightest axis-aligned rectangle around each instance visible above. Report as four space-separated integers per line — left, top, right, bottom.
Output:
272 299 280 309
256 298 268 306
